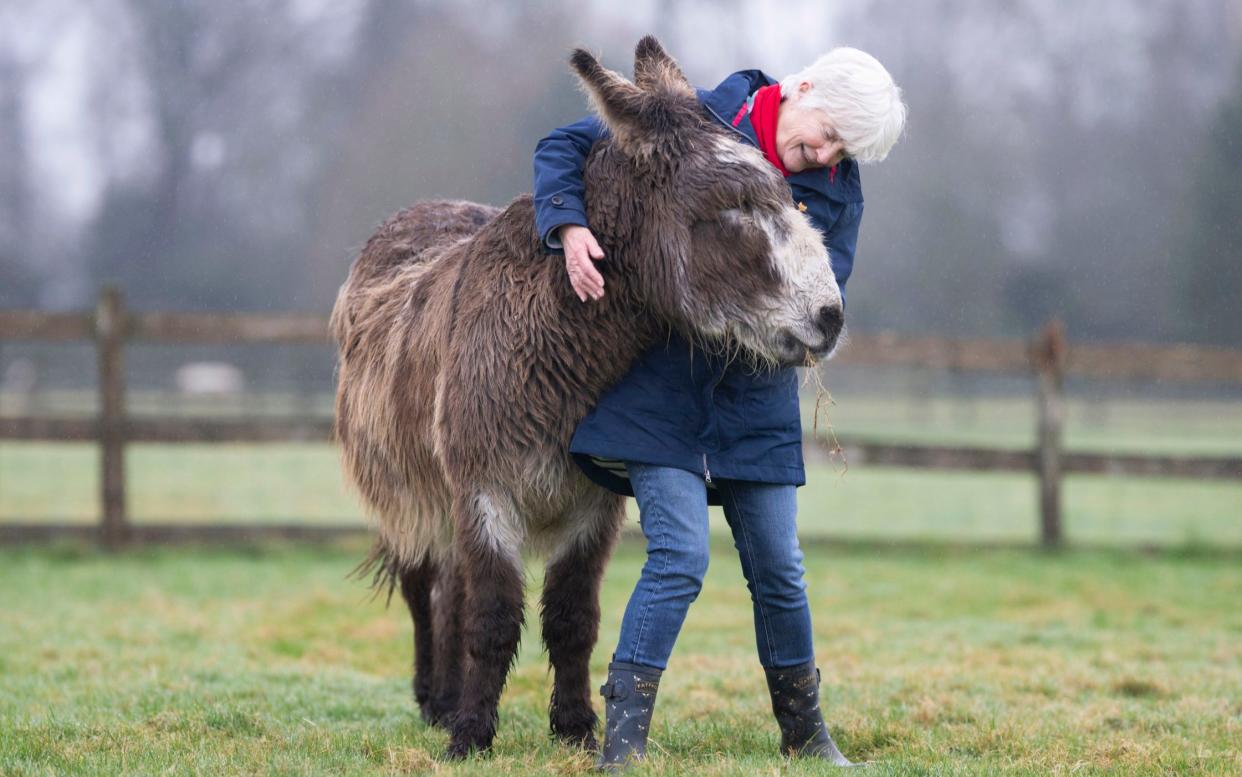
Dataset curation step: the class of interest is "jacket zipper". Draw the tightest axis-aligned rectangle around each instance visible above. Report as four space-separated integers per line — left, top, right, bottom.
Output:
704 104 758 147
700 359 726 485
686 323 726 487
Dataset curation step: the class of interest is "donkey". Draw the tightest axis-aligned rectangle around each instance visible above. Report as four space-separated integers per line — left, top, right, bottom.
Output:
330 36 844 758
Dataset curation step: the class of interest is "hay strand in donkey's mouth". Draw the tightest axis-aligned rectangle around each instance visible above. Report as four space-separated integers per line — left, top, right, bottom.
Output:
801 351 848 476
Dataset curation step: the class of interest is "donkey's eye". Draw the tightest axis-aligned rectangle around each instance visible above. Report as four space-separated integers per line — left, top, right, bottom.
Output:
735 197 759 215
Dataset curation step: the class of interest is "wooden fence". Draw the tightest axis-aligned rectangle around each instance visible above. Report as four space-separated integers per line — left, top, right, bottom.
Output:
2 287 1240 549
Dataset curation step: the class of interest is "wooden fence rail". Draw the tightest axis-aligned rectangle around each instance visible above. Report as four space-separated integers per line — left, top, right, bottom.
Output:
2 287 1240 549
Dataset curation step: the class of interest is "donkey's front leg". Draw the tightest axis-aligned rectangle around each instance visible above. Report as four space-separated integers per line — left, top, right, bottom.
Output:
445 491 526 759
541 489 626 750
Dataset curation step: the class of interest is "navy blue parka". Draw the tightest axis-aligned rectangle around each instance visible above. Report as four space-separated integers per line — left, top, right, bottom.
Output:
532 70 864 505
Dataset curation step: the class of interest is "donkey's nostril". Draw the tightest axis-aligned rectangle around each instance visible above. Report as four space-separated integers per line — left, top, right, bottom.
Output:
816 305 843 341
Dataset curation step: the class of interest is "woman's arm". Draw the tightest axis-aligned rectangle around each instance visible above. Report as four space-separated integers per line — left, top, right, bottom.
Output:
823 202 863 306
533 115 610 301
533 116 606 250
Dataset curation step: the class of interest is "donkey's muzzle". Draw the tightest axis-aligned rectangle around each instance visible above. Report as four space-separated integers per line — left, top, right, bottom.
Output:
814 304 844 353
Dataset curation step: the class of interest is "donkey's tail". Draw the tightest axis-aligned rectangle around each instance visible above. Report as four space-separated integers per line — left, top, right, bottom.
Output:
349 540 403 605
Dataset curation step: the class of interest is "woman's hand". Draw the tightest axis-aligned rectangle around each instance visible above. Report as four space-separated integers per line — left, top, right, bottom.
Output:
561 225 606 302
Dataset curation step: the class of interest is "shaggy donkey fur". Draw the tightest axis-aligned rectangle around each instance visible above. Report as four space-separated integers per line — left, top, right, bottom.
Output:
331 36 843 759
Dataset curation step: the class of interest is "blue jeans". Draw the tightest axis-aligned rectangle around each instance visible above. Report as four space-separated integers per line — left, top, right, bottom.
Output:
612 462 815 670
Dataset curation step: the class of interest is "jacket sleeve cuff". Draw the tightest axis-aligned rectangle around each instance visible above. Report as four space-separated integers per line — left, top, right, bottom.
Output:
540 218 589 254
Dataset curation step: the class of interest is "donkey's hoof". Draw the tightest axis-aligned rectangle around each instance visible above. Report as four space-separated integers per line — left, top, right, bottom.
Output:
555 728 599 752
417 702 438 727
551 707 600 751
419 699 452 729
444 714 495 760
442 738 492 761
422 698 457 729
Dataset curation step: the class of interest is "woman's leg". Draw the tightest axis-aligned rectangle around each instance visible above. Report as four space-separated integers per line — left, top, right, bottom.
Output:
717 479 814 669
718 479 853 764
612 462 712 669
597 462 710 768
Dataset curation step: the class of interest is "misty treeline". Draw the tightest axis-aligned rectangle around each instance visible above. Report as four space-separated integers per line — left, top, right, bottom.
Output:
1 0 1238 344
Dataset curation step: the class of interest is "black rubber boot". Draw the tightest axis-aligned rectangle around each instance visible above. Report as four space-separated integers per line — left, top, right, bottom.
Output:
595 661 661 771
765 661 856 766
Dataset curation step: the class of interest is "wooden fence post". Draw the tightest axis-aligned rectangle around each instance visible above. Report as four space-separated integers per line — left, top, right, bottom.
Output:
1034 319 1067 549
96 286 129 549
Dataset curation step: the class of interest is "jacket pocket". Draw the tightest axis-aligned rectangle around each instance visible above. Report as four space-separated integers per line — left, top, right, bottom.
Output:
741 367 801 435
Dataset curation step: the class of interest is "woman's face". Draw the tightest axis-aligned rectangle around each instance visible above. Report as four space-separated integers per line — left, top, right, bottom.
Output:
775 83 848 174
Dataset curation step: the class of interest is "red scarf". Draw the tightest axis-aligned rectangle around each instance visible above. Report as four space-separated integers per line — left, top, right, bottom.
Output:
748 84 790 176
746 84 839 182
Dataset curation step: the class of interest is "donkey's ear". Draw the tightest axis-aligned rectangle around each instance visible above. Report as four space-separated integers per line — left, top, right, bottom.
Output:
570 48 649 151
633 35 692 96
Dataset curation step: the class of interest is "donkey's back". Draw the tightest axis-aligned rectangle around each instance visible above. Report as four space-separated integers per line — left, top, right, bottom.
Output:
330 199 502 564
332 199 501 298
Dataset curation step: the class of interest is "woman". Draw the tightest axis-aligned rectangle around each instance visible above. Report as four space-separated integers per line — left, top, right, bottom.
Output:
532 46 905 769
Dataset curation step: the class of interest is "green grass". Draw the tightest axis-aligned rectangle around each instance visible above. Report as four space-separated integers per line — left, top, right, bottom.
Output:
2 390 1239 771
5 389 1240 546
7 389 1242 456
1 540 1239 775
4 441 1240 549
0 443 359 524
803 392 1242 456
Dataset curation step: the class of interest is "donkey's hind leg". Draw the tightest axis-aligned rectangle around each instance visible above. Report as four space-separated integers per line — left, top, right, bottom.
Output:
445 490 527 759
541 487 627 750
426 557 465 728
397 558 438 724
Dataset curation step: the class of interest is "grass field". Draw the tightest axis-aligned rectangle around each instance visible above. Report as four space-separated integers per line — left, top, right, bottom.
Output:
2 389 1239 773
4 442 1240 548
1 539 1239 775
4 390 1240 548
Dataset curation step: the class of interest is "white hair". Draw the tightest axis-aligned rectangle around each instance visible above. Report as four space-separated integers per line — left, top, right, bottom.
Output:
780 47 907 164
